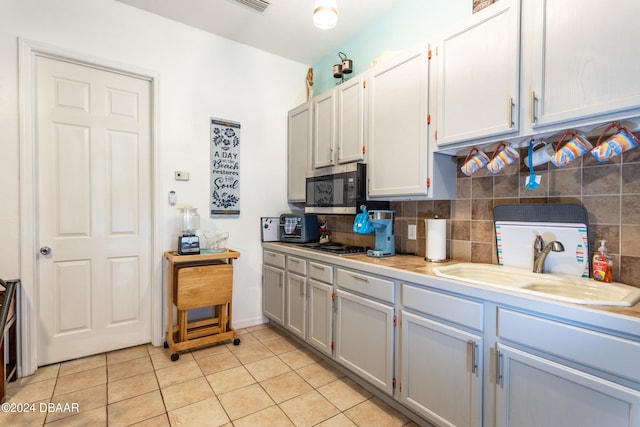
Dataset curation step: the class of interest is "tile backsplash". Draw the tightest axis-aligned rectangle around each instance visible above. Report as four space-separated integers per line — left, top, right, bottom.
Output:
321 138 640 288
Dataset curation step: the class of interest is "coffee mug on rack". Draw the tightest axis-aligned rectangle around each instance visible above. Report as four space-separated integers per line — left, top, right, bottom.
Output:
550 130 593 168
524 139 554 167
487 142 520 174
460 147 490 176
590 122 640 163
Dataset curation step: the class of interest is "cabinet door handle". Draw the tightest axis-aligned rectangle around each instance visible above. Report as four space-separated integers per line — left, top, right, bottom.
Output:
468 340 479 375
497 350 504 387
507 97 514 128
529 91 537 124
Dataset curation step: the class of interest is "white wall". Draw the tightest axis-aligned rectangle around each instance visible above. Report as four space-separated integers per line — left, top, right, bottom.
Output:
0 0 308 333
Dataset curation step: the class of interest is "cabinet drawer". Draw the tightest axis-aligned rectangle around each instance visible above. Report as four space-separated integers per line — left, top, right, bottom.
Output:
286 256 306 275
497 308 640 383
309 261 333 284
174 263 233 310
402 284 484 332
263 250 285 269
337 269 394 303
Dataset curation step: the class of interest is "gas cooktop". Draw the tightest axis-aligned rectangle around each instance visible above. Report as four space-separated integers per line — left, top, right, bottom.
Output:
301 242 367 256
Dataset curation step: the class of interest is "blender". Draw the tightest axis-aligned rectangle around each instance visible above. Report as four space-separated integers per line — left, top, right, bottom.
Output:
367 210 395 258
177 206 201 255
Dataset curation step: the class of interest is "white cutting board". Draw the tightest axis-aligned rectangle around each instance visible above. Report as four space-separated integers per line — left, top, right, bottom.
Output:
495 221 589 278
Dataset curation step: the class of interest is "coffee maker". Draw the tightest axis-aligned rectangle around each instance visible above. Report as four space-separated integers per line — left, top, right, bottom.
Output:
367 210 395 258
177 206 200 255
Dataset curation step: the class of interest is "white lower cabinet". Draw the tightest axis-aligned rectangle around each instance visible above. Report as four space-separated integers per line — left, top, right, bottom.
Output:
335 288 395 395
496 308 640 427
263 246 640 426
307 279 332 355
285 272 306 339
400 284 484 426
262 264 285 325
307 261 334 355
285 256 307 339
496 344 640 427
334 268 395 395
400 311 483 427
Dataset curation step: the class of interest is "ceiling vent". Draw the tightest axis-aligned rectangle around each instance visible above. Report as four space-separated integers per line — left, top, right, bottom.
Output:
234 0 270 13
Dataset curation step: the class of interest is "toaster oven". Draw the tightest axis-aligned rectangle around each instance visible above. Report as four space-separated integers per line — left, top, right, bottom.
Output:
279 213 319 243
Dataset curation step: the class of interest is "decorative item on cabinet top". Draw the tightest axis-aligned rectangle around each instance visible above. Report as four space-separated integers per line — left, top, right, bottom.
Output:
473 0 495 14
333 51 353 84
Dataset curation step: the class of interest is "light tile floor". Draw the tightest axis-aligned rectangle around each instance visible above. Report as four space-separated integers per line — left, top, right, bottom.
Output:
1 324 420 426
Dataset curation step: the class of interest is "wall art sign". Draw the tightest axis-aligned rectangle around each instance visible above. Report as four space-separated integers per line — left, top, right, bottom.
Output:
210 118 240 215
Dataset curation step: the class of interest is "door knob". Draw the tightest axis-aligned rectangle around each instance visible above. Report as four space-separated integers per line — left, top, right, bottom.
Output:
40 246 52 255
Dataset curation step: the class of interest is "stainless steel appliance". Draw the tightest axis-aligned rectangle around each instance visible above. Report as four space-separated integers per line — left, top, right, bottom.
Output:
305 163 388 214
301 242 367 256
279 213 319 243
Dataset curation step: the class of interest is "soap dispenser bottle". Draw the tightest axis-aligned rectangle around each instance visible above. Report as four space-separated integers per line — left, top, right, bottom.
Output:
592 240 613 283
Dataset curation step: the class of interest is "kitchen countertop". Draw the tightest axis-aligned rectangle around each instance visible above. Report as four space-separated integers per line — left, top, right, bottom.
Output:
263 242 640 324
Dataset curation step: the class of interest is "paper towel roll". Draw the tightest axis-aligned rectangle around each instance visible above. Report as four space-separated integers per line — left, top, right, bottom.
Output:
425 218 447 262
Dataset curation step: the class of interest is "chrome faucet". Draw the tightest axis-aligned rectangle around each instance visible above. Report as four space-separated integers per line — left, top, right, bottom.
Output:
532 235 565 273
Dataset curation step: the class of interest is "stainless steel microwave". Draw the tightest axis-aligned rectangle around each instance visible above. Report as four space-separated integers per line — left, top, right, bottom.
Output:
305 163 388 214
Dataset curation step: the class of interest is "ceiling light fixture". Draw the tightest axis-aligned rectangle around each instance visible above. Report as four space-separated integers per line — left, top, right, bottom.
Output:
313 0 338 30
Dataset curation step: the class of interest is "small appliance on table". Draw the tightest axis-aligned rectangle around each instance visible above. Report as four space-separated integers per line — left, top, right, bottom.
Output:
163 250 241 361
177 206 201 255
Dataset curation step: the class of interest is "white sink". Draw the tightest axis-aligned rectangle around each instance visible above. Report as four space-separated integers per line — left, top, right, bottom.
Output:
432 263 640 307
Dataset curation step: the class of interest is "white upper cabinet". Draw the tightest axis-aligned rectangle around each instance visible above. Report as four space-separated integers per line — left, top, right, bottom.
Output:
433 0 521 147
367 46 430 198
312 75 365 169
313 91 336 168
336 74 365 164
524 0 640 131
287 102 312 202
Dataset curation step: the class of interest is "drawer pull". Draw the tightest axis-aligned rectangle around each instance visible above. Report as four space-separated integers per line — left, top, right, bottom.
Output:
350 274 369 283
312 264 326 271
290 258 300 263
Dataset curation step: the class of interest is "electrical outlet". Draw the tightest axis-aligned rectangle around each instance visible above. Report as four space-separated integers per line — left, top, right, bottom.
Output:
408 224 417 240
175 171 190 181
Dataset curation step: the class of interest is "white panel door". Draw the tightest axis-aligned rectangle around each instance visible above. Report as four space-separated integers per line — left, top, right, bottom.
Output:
337 75 365 164
334 289 395 395
287 102 312 202
400 311 483 427
307 279 332 355
434 0 520 146
313 90 336 168
367 47 429 197
528 0 640 129
496 344 640 427
36 56 152 365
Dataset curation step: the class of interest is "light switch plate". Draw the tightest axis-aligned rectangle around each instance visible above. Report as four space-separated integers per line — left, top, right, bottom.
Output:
408 224 417 240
